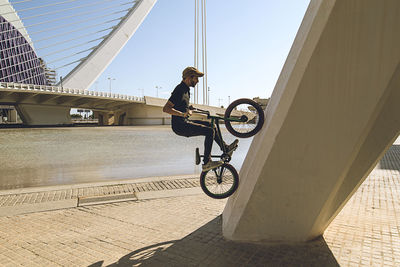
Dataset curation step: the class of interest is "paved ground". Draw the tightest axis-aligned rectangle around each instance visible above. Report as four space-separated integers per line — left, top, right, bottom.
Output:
0 145 399 266
0 175 202 216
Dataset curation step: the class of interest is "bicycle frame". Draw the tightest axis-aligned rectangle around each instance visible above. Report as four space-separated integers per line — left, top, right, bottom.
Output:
191 98 264 199
190 108 242 160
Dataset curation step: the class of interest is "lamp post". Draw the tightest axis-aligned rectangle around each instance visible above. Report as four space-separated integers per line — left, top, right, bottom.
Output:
107 77 115 94
208 86 210 105
218 98 223 107
155 86 162 98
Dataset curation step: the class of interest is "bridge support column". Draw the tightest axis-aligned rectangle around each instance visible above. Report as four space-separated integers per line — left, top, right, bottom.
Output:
8 108 18 123
113 111 127 126
93 111 113 126
15 104 71 126
222 0 400 244
126 100 170 125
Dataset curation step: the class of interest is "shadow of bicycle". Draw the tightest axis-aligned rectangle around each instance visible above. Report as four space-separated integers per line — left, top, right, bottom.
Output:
107 216 339 267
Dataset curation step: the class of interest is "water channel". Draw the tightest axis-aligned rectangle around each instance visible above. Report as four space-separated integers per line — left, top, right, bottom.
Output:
0 126 252 190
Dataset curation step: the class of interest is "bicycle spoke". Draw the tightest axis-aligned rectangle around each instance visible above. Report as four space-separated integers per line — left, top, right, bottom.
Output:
205 171 233 194
229 103 260 134
200 163 239 199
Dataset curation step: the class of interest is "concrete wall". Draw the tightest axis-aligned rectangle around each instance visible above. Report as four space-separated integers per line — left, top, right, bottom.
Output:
223 0 400 244
126 103 169 125
15 104 72 126
122 96 228 126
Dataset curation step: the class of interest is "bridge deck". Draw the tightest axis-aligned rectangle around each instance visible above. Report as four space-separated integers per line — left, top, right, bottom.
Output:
0 82 144 104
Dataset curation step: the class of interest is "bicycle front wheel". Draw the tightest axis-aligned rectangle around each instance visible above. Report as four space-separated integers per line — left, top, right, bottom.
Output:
224 98 265 138
200 163 239 199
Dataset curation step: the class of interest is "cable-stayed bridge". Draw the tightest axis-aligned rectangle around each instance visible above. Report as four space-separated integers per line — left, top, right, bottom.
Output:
0 0 217 126
0 0 164 125
1 0 157 89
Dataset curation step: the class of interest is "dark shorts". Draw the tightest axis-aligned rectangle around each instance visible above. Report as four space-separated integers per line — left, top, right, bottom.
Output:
172 120 213 138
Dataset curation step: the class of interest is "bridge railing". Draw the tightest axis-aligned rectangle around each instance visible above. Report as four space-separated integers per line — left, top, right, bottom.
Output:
0 82 144 102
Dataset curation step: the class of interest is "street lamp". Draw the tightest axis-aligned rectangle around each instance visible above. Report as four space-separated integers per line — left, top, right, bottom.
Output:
155 86 162 98
218 98 223 107
107 77 115 94
208 86 210 105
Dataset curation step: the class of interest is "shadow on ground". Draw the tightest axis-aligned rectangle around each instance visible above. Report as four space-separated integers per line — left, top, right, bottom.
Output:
379 145 400 171
107 216 339 267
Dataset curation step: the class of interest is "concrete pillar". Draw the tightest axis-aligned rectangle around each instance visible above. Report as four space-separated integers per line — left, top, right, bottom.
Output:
223 0 400 243
15 104 72 126
126 102 168 125
9 108 17 123
93 111 113 126
113 111 127 126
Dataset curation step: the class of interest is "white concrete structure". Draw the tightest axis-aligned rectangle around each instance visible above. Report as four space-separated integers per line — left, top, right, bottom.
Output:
0 0 33 47
223 0 400 243
61 0 158 90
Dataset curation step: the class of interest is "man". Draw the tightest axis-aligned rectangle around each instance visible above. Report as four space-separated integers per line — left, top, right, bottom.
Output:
163 67 238 171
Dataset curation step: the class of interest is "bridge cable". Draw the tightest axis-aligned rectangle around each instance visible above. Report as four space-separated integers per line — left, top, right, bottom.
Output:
0 0 32 7
1 0 139 85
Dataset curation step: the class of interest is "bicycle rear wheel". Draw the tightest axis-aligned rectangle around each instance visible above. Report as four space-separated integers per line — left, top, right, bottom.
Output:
224 98 264 138
200 163 239 199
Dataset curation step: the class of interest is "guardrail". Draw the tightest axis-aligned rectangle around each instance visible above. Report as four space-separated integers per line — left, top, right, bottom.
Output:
0 82 144 102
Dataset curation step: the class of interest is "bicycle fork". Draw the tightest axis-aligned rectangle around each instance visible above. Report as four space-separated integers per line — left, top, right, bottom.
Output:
213 166 225 184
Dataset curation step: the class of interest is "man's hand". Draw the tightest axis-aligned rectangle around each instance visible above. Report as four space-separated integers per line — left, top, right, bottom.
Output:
184 109 193 118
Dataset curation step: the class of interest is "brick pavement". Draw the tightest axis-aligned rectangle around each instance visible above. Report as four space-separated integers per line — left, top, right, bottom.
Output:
0 176 200 208
0 145 399 266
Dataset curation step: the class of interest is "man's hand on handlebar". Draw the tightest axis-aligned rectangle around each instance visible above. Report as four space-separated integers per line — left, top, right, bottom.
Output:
184 109 193 118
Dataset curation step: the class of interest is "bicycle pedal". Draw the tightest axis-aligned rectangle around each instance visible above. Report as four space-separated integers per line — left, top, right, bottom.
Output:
195 148 201 165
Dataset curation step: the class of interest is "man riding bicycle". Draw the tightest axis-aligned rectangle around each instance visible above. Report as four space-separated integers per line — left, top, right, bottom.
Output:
163 67 238 171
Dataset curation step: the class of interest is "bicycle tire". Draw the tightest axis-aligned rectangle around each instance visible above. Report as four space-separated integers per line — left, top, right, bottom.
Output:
200 163 239 199
224 98 265 138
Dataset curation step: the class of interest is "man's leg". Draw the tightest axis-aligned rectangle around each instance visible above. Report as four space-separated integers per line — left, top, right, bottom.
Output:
192 120 238 155
174 121 214 164
191 120 225 150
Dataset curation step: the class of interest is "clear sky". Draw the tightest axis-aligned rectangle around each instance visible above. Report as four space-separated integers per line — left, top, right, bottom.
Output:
89 0 310 107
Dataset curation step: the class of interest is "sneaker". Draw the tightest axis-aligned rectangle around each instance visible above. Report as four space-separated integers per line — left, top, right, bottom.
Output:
225 139 239 156
202 160 224 171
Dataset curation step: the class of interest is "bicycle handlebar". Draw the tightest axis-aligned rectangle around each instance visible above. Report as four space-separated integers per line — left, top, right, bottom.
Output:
189 106 210 115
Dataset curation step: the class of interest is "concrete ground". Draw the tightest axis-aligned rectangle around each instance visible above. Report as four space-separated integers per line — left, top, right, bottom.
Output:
0 144 399 266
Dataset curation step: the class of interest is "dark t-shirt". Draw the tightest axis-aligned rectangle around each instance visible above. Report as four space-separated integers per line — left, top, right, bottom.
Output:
168 81 190 125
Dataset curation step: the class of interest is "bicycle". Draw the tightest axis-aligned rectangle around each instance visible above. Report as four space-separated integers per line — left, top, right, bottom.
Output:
189 98 265 199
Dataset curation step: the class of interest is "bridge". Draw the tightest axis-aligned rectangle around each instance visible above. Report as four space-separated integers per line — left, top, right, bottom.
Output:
0 81 144 125
0 81 226 125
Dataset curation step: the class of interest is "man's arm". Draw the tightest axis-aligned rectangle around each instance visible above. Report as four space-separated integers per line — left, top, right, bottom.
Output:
163 100 191 117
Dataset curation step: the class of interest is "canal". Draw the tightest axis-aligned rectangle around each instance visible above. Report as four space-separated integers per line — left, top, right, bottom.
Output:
0 126 252 190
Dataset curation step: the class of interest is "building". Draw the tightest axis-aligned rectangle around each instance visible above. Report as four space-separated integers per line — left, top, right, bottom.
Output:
0 0 48 123
0 0 48 85
39 58 57 85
